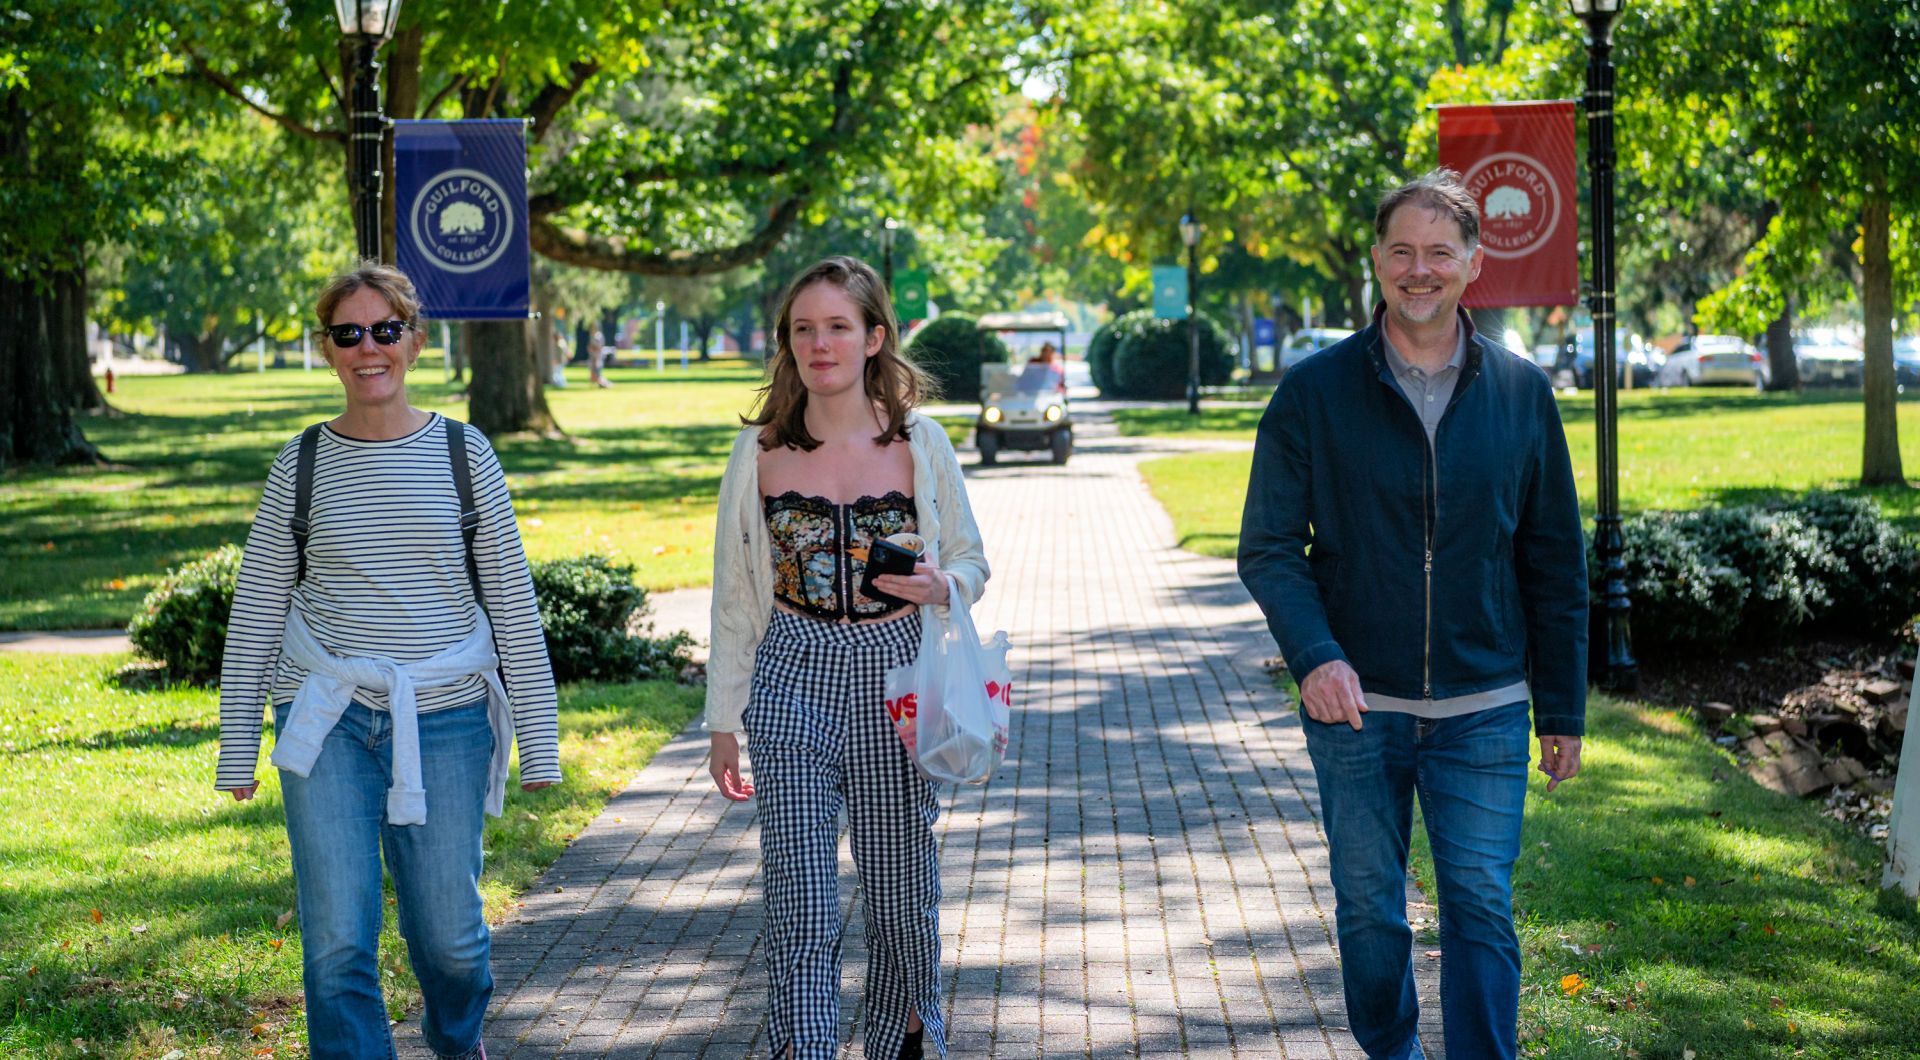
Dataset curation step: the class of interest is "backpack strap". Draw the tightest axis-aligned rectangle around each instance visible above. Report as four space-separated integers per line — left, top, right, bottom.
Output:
445 417 486 611
291 423 324 584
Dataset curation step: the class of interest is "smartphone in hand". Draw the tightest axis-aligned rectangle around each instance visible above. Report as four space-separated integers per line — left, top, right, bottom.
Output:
858 537 920 608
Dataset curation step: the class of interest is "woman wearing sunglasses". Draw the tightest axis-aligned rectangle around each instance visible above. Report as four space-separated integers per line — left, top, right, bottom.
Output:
214 262 559 1060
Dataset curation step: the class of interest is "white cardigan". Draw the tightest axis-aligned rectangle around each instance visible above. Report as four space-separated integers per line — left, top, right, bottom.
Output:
705 410 990 734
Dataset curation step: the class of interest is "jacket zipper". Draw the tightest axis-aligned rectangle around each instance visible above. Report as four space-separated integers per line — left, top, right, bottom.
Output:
1423 439 1435 699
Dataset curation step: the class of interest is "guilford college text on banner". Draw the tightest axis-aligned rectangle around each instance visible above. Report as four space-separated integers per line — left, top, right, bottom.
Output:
1436 101 1578 309
394 119 531 320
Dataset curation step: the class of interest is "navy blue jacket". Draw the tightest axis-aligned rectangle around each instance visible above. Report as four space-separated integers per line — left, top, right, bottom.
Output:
1237 310 1588 736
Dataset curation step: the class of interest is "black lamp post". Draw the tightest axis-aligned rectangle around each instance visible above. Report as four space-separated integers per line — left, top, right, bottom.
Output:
335 0 405 262
1180 209 1202 415
1571 0 1637 693
881 217 900 293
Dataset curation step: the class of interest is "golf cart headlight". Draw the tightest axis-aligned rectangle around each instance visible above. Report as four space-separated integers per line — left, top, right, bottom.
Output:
984 406 1002 424
1044 405 1063 422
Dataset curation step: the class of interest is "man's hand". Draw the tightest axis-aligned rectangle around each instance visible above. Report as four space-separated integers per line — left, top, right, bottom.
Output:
709 732 754 801
1537 734 1583 792
224 783 260 802
1300 660 1368 730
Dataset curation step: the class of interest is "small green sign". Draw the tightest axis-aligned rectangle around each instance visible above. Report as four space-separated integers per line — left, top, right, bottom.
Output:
1152 266 1189 319
894 270 929 320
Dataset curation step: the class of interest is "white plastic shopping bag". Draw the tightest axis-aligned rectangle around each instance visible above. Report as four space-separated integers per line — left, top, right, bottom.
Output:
883 577 1011 785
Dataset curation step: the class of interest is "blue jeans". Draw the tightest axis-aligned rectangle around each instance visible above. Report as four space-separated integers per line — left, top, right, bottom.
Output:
1301 701 1532 1060
275 700 494 1060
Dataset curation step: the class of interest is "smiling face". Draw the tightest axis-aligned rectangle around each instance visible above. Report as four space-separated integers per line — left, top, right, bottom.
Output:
786 280 884 399
324 286 422 411
1371 205 1484 328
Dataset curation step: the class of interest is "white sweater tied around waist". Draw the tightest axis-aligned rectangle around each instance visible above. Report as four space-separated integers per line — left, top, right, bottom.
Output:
270 604 515 825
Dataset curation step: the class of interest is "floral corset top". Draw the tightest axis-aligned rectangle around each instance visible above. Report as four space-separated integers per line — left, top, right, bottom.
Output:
764 490 918 622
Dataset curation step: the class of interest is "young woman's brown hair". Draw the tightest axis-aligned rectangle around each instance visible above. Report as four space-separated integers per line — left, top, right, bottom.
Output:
745 256 932 451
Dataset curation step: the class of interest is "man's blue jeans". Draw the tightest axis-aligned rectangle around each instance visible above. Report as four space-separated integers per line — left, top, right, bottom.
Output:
275 700 494 1060
1301 701 1532 1060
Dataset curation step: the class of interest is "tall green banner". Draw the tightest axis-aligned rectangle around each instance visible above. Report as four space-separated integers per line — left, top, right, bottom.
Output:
1152 266 1188 319
895 270 929 320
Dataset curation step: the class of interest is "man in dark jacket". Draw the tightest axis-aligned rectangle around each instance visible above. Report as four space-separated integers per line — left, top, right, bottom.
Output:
1238 170 1588 1060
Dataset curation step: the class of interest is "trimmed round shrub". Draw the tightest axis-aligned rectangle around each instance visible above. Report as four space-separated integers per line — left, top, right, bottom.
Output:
1681 507 1839 639
1602 512 1747 652
905 315 1010 403
1087 310 1150 396
528 554 693 683
1768 491 1920 635
1110 312 1235 400
128 545 244 685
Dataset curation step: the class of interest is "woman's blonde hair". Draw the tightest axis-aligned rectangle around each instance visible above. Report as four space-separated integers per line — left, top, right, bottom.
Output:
745 256 932 451
310 260 425 365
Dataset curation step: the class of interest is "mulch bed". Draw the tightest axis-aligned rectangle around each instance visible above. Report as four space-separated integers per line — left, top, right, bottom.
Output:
1633 632 1916 843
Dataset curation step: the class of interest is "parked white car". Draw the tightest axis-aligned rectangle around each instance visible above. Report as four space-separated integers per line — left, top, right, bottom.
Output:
1656 335 1768 389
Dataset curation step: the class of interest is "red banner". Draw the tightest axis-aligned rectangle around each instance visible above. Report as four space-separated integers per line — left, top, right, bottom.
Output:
1436 101 1579 308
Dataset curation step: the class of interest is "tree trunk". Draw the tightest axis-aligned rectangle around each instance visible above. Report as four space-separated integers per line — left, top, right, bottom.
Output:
0 271 103 469
1859 194 1905 487
51 269 106 412
381 25 423 264
465 320 558 437
1764 300 1799 392
693 318 716 361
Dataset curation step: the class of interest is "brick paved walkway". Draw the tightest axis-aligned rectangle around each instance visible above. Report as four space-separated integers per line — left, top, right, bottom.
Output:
400 404 1443 1059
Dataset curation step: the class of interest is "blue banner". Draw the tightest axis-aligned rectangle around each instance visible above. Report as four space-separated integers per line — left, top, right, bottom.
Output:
1151 266 1188 320
394 120 530 320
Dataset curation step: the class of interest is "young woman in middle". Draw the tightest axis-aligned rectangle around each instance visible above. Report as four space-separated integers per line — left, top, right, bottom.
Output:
706 256 989 1060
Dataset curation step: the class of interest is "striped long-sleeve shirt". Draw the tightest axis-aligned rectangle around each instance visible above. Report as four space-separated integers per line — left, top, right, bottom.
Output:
215 413 560 791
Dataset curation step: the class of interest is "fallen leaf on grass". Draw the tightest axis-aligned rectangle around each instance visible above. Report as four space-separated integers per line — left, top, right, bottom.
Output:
267 939 282 950
1651 877 1664 885
1685 876 1696 886
275 909 295 929
1763 924 1778 935
1584 943 1603 953
1682 1049 1696 1060
1770 996 1784 1008
89 909 101 923
1561 973 1586 995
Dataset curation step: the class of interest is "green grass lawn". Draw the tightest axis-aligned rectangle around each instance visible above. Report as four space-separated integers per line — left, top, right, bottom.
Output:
1505 696 1920 1058
0 650 701 1058
0 358 773 630
1126 389 1920 558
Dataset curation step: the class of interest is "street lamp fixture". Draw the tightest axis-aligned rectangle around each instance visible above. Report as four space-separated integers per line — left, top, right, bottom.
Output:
334 0 406 262
1568 0 1637 692
1180 210 1203 415
882 217 901 293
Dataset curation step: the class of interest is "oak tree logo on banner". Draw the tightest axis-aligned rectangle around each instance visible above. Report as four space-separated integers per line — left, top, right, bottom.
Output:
410 168 515 274
1462 152 1562 261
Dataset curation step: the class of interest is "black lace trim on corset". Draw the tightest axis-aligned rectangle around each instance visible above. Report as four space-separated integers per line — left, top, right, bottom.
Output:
763 490 918 622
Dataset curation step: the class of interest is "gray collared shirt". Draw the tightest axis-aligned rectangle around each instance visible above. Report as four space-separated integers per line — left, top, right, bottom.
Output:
1367 322 1533 720
1381 326 1467 448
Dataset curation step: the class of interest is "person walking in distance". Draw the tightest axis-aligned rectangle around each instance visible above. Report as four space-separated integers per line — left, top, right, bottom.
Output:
1237 170 1588 1060
705 256 989 1059
588 330 612 388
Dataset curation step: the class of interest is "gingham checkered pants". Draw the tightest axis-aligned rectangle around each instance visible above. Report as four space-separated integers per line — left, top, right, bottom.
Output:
745 609 946 1060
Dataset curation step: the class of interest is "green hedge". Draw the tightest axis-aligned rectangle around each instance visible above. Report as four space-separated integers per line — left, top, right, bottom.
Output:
528 554 693 683
905 315 1010 403
1599 492 1920 655
127 545 243 686
1111 312 1235 399
1087 310 1151 396
127 549 691 686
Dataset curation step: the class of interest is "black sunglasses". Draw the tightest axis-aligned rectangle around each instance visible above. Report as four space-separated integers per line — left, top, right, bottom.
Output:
326 320 413 347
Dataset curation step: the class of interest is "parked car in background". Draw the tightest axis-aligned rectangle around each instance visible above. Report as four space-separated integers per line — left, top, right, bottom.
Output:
1656 334 1768 388
1278 327 1355 373
1565 328 1661 389
1893 336 1920 390
1793 329 1865 388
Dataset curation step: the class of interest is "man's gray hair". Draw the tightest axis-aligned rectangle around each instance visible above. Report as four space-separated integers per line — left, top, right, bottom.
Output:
1373 169 1480 248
